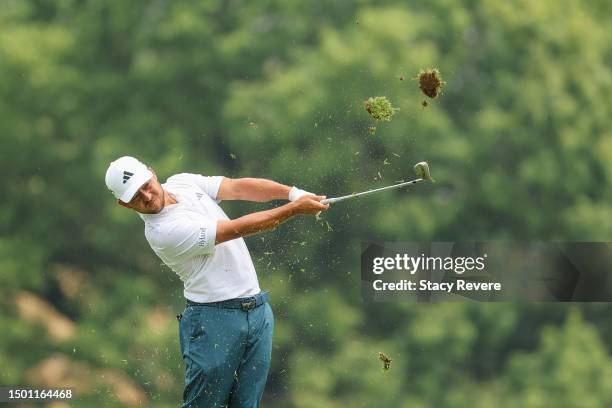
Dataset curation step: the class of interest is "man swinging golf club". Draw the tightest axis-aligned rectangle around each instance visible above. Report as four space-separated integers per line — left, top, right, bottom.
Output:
105 156 329 407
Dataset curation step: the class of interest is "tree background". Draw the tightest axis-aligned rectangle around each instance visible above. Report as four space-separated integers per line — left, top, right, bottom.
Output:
1 0 611 406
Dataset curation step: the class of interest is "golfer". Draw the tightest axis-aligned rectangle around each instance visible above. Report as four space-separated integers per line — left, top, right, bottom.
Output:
105 156 329 407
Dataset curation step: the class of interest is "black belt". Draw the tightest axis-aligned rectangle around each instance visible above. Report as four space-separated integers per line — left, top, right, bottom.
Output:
185 292 269 311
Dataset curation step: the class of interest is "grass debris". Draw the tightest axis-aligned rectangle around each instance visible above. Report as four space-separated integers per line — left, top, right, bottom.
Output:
417 68 445 99
364 96 399 122
379 352 392 370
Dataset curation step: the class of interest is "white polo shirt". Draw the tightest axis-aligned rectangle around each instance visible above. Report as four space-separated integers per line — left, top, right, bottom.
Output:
139 173 261 302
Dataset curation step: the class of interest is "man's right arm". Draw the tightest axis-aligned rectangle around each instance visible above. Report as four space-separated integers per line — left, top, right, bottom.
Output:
215 195 329 244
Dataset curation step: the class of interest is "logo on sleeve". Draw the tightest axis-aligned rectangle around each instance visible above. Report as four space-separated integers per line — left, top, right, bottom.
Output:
123 171 134 184
196 192 203 200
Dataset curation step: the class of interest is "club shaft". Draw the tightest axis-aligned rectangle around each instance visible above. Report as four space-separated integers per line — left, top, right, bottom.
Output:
321 178 423 205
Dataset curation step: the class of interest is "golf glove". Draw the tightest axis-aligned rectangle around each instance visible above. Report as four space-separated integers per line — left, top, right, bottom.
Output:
288 186 314 202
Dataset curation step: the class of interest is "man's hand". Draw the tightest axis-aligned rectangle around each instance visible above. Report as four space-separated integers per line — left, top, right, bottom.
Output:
291 195 330 215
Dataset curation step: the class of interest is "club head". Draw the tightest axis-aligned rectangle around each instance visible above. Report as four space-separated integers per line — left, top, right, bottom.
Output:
413 161 434 182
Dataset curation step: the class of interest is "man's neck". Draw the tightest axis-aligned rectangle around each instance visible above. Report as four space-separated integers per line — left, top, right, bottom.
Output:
164 188 178 206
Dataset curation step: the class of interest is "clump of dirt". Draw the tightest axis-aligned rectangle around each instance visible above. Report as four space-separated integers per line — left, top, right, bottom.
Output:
364 96 399 122
379 352 392 371
417 68 445 99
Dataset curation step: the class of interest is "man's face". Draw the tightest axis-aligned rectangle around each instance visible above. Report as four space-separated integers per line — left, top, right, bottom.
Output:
119 173 166 214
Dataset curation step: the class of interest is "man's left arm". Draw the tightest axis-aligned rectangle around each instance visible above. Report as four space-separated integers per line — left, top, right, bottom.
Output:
217 177 312 202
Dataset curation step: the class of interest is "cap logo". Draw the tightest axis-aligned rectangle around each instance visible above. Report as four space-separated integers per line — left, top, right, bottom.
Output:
122 171 134 184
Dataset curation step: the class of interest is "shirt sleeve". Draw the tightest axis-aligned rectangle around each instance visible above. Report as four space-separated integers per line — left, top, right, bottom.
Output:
176 173 223 201
149 217 217 259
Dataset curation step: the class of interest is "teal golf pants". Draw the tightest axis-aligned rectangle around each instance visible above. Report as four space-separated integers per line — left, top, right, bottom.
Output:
178 292 274 407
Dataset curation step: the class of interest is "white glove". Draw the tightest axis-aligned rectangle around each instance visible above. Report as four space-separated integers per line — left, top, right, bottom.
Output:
288 186 314 202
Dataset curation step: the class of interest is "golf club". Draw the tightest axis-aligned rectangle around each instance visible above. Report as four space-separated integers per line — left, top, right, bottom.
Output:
320 161 434 205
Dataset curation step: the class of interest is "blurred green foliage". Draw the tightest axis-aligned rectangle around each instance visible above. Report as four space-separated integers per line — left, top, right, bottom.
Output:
1 0 611 406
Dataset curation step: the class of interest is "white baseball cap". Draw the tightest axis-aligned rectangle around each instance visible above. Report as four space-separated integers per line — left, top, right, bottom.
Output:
105 156 153 202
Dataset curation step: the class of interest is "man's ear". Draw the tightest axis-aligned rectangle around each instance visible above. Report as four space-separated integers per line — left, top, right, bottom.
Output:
117 199 131 209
